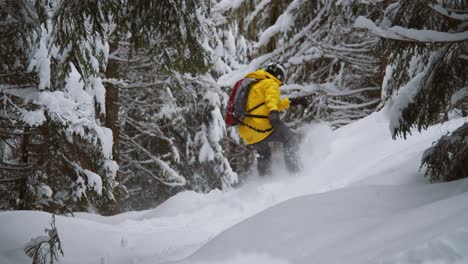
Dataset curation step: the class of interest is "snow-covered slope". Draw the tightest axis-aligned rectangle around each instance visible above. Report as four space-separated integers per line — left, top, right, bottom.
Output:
1 111 467 264
182 182 468 264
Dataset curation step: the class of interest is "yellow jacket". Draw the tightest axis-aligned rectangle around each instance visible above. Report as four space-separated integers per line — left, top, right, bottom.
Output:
238 69 290 145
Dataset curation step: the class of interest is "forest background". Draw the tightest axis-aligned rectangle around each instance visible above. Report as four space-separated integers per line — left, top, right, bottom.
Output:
1 0 466 215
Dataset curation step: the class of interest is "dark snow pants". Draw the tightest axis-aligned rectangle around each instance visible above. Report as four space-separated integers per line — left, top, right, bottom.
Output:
252 121 301 176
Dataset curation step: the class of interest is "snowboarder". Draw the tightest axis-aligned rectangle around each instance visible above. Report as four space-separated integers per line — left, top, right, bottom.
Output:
237 63 308 176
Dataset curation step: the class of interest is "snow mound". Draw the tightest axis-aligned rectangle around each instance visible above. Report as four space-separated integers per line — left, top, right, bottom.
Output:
180 181 468 264
1 111 467 264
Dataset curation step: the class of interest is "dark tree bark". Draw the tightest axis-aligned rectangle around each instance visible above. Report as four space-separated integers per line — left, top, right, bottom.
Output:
105 43 120 163
18 127 29 210
104 42 121 215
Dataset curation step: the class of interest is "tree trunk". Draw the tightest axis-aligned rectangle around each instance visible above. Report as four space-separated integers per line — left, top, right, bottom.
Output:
105 44 120 163
18 127 29 210
104 42 121 215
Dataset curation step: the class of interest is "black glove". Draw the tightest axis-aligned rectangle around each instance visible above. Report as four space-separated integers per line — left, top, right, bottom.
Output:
289 97 308 108
269 110 281 128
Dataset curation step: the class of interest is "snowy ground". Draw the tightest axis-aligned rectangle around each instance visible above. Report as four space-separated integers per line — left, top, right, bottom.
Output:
1 111 467 264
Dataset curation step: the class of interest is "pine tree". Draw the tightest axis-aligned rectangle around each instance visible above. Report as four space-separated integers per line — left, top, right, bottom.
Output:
0 0 121 214
115 0 238 210
355 0 468 181
422 122 468 182
1 0 238 213
210 0 385 177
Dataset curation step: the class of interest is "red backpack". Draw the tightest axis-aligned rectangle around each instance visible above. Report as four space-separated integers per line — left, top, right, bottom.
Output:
225 78 259 126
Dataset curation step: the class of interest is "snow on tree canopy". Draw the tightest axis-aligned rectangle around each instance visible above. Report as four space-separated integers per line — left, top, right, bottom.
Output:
451 87 468 107
255 0 301 48
354 16 468 42
215 0 246 12
83 169 103 196
385 52 440 136
19 108 47 127
27 26 52 90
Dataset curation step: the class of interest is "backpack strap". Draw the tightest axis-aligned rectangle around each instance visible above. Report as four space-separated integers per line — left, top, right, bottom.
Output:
244 114 269 119
240 122 273 134
246 102 265 113
240 102 273 133
238 81 271 133
244 102 267 119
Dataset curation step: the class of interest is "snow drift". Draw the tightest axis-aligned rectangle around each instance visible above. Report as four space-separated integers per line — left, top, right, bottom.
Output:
1 111 467 264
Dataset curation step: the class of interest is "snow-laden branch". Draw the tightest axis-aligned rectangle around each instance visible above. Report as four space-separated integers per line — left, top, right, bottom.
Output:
327 87 381 97
282 83 380 98
305 38 379 69
386 51 442 136
327 99 380 110
451 87 468 107
122 134 186 187
101 78 129 87
354 16 468 42
244 0 270 30
429 4 468 21
214 0 246 13
256 0 327 49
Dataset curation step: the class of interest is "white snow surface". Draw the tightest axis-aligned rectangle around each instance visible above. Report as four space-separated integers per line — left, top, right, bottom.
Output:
1 111 468 264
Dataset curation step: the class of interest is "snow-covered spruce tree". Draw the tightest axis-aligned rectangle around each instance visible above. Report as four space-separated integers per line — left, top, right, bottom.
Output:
208 0 385 177
422 122 468 182
354 0 468 181
0 0 121 214
283 0 385 127
115 1 237 211
213 0 384 128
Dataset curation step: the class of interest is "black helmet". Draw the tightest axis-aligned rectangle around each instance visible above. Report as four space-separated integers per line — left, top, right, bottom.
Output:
265 63 287 82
